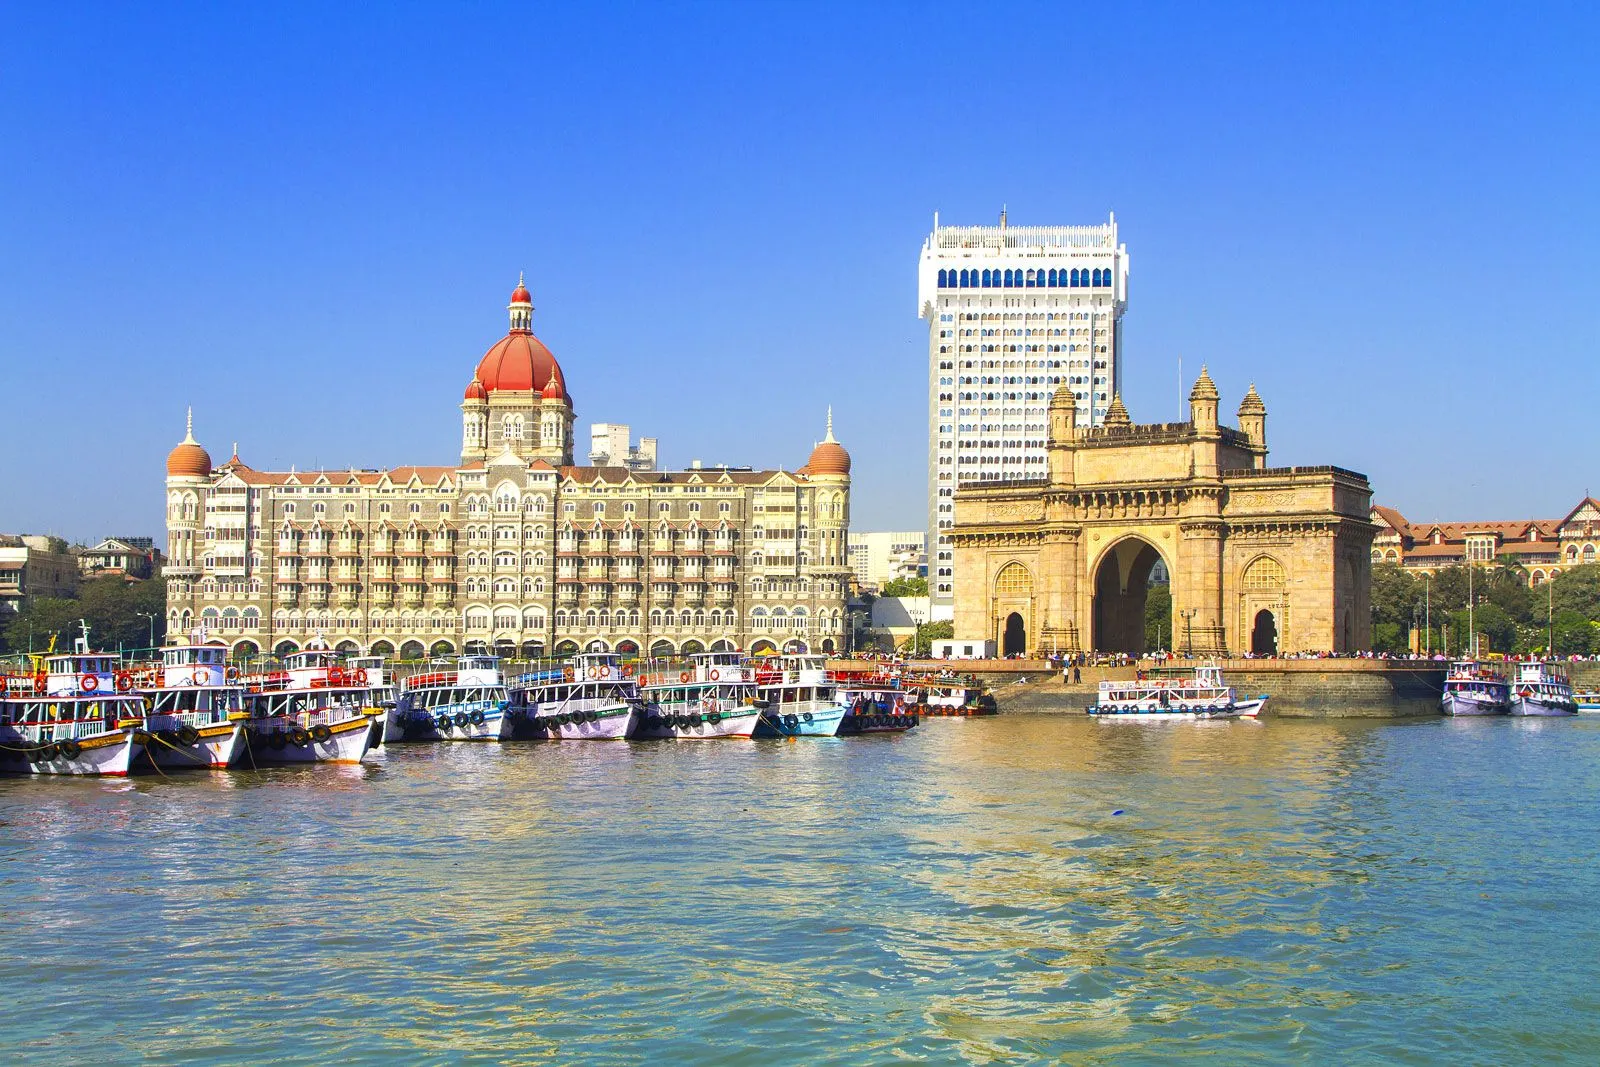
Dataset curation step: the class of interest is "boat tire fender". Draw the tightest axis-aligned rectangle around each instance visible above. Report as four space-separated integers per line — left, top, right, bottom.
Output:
310 724 333 744
288 726 312 747
469 709 487 727
177 724 202 747
58 738 82 759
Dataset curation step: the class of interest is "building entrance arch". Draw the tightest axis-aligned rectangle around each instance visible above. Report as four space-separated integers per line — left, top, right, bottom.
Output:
1002 613 1026 656
1251 609 1278 655
1091 537 1166 655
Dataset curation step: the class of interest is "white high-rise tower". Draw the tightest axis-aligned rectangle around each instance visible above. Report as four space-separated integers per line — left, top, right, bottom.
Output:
918 210 1129 614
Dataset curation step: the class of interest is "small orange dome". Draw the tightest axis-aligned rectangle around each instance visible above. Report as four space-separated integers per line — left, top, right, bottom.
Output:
804 409 850 476
166 410 211 477
464 377 487 401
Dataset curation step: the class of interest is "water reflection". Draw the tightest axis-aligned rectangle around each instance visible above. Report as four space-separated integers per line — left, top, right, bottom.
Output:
1 716 1597 1062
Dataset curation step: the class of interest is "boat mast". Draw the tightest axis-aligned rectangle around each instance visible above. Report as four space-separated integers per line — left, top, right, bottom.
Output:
1467 559 1475 659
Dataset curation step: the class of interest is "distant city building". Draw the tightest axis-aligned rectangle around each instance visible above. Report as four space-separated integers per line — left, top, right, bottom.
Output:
0 534 79 614
1370 498 1600 587
847 531 926 589
919 209 1130 615
164 280 853 659
866 595 930 652
79 537 163 580
589 424 657 472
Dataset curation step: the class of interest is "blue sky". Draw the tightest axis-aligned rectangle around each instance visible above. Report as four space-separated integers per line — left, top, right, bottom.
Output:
1 2 1596 545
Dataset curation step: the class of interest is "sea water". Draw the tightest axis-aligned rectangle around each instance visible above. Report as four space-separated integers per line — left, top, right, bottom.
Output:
1 715 1598 1063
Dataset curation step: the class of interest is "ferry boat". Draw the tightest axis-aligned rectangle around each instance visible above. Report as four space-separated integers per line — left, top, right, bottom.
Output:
241 642 381 763
752 654 847 737
393 655 509 741
1439 660 1510 717
1577 689 1600 713
636 652 764 739
1088 664 1267 720
139 640 248 768
903 675 997 717
0 630 145 776
833 684 920 735
348 655 395 748
1507 661 1577 717
507 652 639 739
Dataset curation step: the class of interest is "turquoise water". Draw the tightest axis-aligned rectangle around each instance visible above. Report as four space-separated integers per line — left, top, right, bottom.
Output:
2 715 1599 1063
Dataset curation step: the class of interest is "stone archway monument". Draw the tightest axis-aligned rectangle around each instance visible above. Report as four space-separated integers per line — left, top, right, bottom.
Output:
950 371 1375 657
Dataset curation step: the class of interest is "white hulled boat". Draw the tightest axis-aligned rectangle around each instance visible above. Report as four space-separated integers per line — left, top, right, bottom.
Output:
752 654 847 737
349 655 395 748
241 642 380 763
507 652 638 740
139 640 248 769
0 629 144 776
1439 660 1509 717
393 655 509 742
1089 663 1266 720
636 652 763 739
1508 661 1577 717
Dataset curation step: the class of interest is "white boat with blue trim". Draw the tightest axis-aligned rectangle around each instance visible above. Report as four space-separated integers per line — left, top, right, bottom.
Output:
139 640 248 769
507 652 638 739
0 632 146 776
1089 664 1266 720
240 642 381 763
1508 661 1577 717
753 654 847 737
636 652 763 739
393 654 509 741
1439 660 1509 717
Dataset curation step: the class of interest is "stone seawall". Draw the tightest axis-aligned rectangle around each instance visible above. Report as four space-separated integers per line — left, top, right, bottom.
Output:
979 661 1448 718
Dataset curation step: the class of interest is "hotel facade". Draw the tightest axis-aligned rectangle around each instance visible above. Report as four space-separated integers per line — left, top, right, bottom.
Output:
164 281 853 661
918 211 1129 615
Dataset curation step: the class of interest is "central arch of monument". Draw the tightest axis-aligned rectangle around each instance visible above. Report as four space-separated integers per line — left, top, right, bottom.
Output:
1091 535 1168 655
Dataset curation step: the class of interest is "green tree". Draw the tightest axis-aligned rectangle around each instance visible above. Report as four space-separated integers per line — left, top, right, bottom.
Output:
1371 622 1408 655
1 577 167 657
1144 582 1172 650
1551 610 1597 655
1549 565 1600 621
1370 563 1419 630
1446 602 1516 656
880 576 929 598
2 596 83 655
902 619 953 657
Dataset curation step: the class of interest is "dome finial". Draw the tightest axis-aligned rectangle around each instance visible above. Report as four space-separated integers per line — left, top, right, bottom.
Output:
184 406 195 443
824 406 836 443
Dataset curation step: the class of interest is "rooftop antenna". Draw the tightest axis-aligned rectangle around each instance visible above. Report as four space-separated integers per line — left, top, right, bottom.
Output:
1000 204 1008 229
75 619 90 654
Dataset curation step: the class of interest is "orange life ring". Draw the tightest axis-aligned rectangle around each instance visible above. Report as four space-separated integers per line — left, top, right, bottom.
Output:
81 673 100 692
353 668 369 685
709 668 721 681
587 668 600 680
115 671 132 692
638 674 649 686
191 669 207 686
679 671 690 683
226 667 240 681
564 667 575 681
622 666 634 678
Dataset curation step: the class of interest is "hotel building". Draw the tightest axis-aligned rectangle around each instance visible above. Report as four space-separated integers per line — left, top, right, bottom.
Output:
164 280 853 661
918 210 1129 614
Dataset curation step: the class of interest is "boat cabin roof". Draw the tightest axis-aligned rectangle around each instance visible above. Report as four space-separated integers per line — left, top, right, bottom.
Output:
163 644 227 666
458 654 500 671
45 654 117 673
693 651 746 666
284 649 340 669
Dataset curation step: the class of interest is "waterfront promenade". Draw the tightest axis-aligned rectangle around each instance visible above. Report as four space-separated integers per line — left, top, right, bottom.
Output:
833 658 1600 717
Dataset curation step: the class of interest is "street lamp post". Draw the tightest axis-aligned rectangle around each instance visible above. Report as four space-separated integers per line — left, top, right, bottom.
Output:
137 611 157 653
1179 608 1197 657
1424 573 1431 656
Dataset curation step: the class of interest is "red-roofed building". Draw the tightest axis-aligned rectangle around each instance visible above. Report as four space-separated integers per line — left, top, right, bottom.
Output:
1370 498 1600 586
165 282 853 661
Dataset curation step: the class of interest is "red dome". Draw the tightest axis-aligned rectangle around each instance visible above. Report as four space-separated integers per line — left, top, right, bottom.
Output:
474 332 568 398
464 377 487 401
167 440 212 478
805 440 851 476
510 282 532 305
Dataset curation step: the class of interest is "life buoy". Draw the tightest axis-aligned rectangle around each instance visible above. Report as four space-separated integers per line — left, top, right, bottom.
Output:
226 667 240 681
191 669 207 686
587 668 599 680
564 667 575 681
353 669 368 685
329 667 347 686
622 666 634 678
638 675 649 687
709 668 721 681
81 674 100 692
598 665 611 679
680 672 690 683
115 671 132 692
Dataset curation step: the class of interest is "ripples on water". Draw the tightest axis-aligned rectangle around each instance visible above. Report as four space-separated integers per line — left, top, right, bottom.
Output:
2 716 1598 1063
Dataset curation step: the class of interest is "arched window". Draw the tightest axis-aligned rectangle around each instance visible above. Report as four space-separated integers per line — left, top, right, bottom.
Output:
1242 556 1286 590
1072 268 1082 287
958 269 969 288
1585 544 1597 563
1047 269 1057 286
981 269 991 287
994 562 1034 597
938 269 946 286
